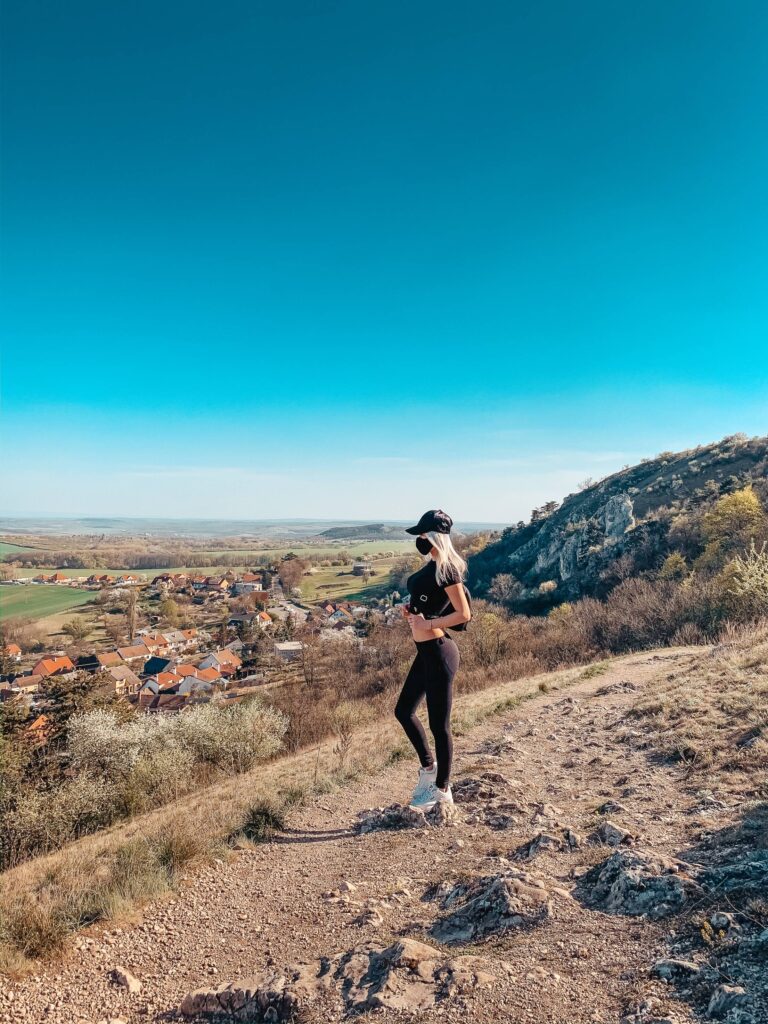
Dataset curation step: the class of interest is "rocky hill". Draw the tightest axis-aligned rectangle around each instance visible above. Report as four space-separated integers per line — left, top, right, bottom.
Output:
468 433 768 612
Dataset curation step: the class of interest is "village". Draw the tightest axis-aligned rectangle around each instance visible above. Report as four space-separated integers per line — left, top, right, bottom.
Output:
0 563 403 733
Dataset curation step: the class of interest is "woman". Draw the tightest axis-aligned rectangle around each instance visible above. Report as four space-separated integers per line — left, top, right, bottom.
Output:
395 508 471 810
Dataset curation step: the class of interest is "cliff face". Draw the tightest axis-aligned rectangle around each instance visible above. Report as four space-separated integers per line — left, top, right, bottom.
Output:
468 433 768 611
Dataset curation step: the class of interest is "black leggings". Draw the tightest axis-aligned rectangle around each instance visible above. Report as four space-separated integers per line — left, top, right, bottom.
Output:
394 635 460 789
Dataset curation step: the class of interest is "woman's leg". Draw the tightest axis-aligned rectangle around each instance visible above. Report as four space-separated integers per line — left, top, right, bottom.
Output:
424 637 460 789
394 648 434 769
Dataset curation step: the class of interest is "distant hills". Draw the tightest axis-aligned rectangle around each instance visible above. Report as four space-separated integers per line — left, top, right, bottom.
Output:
468 433 768 613
317 523 409 540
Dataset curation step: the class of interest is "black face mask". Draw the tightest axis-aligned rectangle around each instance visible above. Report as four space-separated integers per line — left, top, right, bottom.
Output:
415 536 433 556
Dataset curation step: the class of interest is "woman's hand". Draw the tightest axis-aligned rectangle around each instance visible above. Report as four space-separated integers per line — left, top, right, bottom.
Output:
406 610 428 634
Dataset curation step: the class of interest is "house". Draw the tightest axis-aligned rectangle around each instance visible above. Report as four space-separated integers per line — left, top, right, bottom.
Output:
96 651 123 668
116 574 141 585
197 649 242 675
3 643 22 662
175 663 198 677
142 655 174 677
33 574 50 583
155 671 183 691
15 674 43 694
107 665 142 696
25 714 52 744
50 572 69 584
273 640 304 661
177 676 214 698
31 655 75 678
257 611 272 627
142 633 169 652
352 562 373 576
195 667 222 684
144 692 187 714
117 644 151 662
160 630 187 649
228 612 256 628
180 628 198 644
327 608 354 625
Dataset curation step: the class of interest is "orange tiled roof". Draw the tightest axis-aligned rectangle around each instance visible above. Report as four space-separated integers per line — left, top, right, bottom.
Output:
155 672 182 687
4 643 21 656
214 648 241 665
97 652 122 667
196 667 221 683
34 655 75 676
117 644 151 660
175 664 198 677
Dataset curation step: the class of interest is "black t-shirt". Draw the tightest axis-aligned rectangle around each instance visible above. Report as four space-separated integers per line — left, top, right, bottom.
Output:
406 559 462 618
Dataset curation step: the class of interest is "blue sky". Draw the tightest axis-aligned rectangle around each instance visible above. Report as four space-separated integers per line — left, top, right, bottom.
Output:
2 1 767 522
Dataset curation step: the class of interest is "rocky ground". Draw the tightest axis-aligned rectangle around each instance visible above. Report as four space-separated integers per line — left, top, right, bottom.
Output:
2 648 766 1024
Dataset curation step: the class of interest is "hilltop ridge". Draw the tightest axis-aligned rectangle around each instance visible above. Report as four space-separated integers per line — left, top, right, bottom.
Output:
468 433 768 611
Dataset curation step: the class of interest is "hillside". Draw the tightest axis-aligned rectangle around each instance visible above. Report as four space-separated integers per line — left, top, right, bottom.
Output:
317 524 409 540
3 637 766 1023
468 433 768 612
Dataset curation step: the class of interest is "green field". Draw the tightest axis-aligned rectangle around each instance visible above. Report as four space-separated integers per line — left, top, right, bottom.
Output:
0 586 96 622
0 541 39 555
299 562 403 603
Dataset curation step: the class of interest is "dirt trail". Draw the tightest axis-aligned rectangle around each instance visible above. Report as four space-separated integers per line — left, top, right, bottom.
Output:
3 648 717 1024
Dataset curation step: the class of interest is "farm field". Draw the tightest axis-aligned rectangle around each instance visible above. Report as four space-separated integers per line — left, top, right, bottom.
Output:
0 585 96 622
0 541 39 555
299 561 403 603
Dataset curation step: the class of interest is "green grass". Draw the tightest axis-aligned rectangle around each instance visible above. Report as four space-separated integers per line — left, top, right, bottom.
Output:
0 586 96 622
0 542 39 555
300 563 397 602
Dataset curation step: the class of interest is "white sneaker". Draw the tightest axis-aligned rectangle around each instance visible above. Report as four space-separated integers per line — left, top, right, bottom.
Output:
409 765 437 807
415 783 453 812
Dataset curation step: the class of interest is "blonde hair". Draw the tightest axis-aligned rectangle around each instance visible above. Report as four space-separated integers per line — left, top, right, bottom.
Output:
423 531 467 586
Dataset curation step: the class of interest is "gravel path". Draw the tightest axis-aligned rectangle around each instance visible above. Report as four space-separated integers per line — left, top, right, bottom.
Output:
2 649 711 1024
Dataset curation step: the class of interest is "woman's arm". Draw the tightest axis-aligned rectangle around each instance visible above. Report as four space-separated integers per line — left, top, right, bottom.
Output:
429 582 471 629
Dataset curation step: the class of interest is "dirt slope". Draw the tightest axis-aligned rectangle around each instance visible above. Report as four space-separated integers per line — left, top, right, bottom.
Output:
3 647 759 1024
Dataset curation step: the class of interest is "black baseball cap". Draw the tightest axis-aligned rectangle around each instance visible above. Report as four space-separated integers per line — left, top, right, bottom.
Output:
405 509 453 535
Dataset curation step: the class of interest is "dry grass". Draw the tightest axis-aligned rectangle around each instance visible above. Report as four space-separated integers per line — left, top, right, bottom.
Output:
626 620 768 790
0 653 599 974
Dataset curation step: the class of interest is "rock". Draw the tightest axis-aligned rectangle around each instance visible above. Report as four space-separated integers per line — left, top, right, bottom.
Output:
652 958 701 980
578 848 696 919
356 800 461 833
514 832 564 860
597 800 628 814
356 803 427 833
707 983 749 1019
180 940 501 1019
436 956 499 996
452 773 508 803
430 870 551 944
531 802 563 821
564 827 582 849
353 908 384 928
110 967 141 994
179 963 328 1020
590 820 635 846
426 801 461 827
338 881 356 893
709 911 737 932
700 851 768 898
